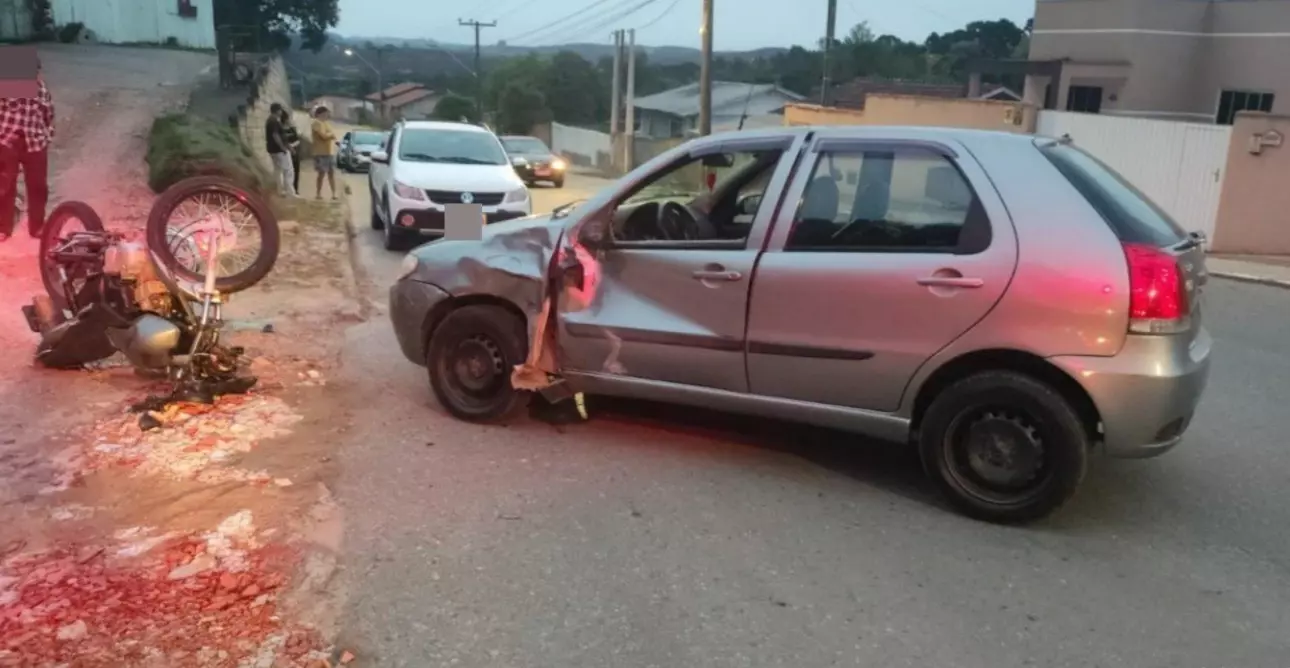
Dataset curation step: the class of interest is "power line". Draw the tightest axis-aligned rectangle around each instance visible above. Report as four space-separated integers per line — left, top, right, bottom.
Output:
631 0 685 32
499 0 621 43
513 0 643 45
532 0 662 46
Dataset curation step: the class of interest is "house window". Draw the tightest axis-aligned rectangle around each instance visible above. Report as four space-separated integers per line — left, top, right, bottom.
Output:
178 0 197 18
1066 85 1103 114
669 117 682 137
1217 89 1274 125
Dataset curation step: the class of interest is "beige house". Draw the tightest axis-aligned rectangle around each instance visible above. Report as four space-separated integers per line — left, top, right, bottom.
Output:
988 0 1290 124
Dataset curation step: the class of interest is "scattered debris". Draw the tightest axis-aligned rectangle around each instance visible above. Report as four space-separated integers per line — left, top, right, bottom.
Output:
76 393 303 485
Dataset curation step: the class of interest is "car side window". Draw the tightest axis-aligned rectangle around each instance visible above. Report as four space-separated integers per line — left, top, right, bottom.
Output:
784 148 991 254
609 147 785 246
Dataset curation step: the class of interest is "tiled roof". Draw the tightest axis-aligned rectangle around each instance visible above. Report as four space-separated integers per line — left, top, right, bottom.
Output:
366 82 423 102
382 87 438 108
819 78 967 109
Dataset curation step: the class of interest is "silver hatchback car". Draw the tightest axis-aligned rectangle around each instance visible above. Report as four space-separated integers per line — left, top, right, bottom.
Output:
389 126 1212 523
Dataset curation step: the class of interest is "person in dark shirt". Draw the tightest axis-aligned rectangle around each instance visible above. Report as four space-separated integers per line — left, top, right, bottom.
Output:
280 108 301 193
265 103 295 196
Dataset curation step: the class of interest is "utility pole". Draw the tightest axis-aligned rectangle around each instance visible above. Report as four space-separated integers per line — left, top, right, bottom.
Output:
459 18 497 120
375 48 385 121
698 0 713 136
625 29 637 170
610 29 623 171
821 0 837 106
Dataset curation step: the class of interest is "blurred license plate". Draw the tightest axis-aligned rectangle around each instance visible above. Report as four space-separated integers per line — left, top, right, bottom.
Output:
535 168 551 176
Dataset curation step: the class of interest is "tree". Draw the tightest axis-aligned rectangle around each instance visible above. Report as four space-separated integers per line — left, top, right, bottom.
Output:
495 84 552 135
217 0 340 52
544 51 601 126
432 94 478 122
483 55 550 115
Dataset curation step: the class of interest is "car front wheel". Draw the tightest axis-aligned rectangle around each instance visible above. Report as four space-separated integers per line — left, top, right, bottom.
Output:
426 305 529 423
918 371 1088 524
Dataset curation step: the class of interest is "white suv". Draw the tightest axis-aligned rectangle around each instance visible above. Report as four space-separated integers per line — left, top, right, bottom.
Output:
368 120 532 250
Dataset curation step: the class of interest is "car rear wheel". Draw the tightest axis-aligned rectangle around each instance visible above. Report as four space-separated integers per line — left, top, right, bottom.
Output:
426 305 529 423
918 371 1088 524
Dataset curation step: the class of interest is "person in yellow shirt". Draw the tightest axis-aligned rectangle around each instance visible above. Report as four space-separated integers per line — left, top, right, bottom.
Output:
310 105 339 200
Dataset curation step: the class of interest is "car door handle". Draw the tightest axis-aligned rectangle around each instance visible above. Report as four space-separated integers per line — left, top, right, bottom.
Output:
917 276 984 288
693 269 742 282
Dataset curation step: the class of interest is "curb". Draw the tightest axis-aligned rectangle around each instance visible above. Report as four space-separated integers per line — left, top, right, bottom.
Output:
1210 271 1290 289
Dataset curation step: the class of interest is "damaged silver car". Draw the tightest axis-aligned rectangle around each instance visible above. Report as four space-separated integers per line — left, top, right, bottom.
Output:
388 126 1212 523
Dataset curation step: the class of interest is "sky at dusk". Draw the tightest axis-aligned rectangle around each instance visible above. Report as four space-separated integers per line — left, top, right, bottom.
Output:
335 0 1035 51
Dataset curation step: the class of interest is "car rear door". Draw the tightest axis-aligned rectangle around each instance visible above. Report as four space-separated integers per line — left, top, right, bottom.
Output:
744 133 1018 413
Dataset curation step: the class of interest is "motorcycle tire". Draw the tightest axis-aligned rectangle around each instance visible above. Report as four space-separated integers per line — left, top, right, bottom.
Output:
145 176 280 294
40 201 106 312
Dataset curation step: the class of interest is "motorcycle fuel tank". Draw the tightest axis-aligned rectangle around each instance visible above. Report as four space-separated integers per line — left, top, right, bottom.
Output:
106 314 181 369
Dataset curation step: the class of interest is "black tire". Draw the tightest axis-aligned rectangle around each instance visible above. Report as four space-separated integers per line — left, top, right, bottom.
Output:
918 371 1089 524
426 304 529 423
553 178 564 189
145 176 280 294
380 195 407 251
369 187 383 230
40 201 105 312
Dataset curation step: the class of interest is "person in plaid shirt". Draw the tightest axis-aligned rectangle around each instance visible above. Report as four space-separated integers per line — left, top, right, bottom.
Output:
0 57 54 241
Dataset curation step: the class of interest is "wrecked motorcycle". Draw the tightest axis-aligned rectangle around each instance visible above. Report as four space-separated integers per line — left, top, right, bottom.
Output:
21 176 280 400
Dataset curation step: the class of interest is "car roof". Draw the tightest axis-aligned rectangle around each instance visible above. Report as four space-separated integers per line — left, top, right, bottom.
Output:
400 120 492 134
500 135 543 141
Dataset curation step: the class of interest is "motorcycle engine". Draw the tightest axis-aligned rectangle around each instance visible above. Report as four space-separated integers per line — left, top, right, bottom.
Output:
103 240 173 315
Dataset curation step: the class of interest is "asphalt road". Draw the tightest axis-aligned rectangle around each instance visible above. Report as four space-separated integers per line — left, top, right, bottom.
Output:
332 170 1290 667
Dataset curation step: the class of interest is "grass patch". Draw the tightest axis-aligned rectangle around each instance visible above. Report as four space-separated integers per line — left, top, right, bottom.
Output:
146 113 273 195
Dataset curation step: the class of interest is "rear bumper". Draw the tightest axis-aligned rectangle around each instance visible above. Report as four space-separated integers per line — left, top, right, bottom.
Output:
1049 328 1212 459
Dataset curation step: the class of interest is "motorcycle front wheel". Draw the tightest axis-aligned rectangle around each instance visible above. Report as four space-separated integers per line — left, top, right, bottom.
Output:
40 201 106 312
145 176 280 294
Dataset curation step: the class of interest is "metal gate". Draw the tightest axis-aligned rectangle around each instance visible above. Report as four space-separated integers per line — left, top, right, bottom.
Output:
1036 110 1232 239
0 0 34 41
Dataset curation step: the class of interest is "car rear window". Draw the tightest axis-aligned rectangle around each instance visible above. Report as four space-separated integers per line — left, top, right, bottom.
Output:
1038 140 1186 247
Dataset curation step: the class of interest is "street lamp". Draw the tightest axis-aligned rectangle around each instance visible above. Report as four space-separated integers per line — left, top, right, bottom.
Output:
342 47 384 121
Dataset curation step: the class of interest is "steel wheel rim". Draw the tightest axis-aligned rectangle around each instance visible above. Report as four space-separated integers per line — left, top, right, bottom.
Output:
941 405 1056 507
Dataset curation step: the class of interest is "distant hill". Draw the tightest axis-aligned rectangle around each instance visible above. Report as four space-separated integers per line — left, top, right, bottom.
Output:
325 33 789 65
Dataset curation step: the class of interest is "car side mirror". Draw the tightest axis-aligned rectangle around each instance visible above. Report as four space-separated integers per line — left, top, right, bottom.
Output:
737 193 762 216
370 151 389 164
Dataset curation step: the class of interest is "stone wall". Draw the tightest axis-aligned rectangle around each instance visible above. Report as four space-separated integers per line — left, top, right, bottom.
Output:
231 56 292 175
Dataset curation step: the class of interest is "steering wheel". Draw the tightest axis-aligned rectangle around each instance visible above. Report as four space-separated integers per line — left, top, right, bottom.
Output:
658 201 702 241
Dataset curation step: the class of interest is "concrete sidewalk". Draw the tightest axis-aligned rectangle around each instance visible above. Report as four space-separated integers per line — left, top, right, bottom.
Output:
1208 255 1290 289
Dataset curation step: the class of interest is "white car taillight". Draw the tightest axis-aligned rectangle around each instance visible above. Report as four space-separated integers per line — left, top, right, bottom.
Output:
393 181 425 200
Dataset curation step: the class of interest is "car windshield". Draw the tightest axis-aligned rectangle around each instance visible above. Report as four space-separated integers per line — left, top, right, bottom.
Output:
352 131 384 146
398 128 508 165
502 137 550 154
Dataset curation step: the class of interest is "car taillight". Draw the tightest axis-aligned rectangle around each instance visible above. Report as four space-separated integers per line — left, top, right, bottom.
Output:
1123 242 1189 334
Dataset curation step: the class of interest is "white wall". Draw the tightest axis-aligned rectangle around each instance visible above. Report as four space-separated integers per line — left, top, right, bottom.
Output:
52 0 216 49
551 122 612 168
1037 110 1231 238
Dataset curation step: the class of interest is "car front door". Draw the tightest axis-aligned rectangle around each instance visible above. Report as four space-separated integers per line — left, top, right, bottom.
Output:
556 133 807 394
745 134 1018 413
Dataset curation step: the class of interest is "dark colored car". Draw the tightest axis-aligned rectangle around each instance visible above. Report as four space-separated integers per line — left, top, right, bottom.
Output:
500 135 566 188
